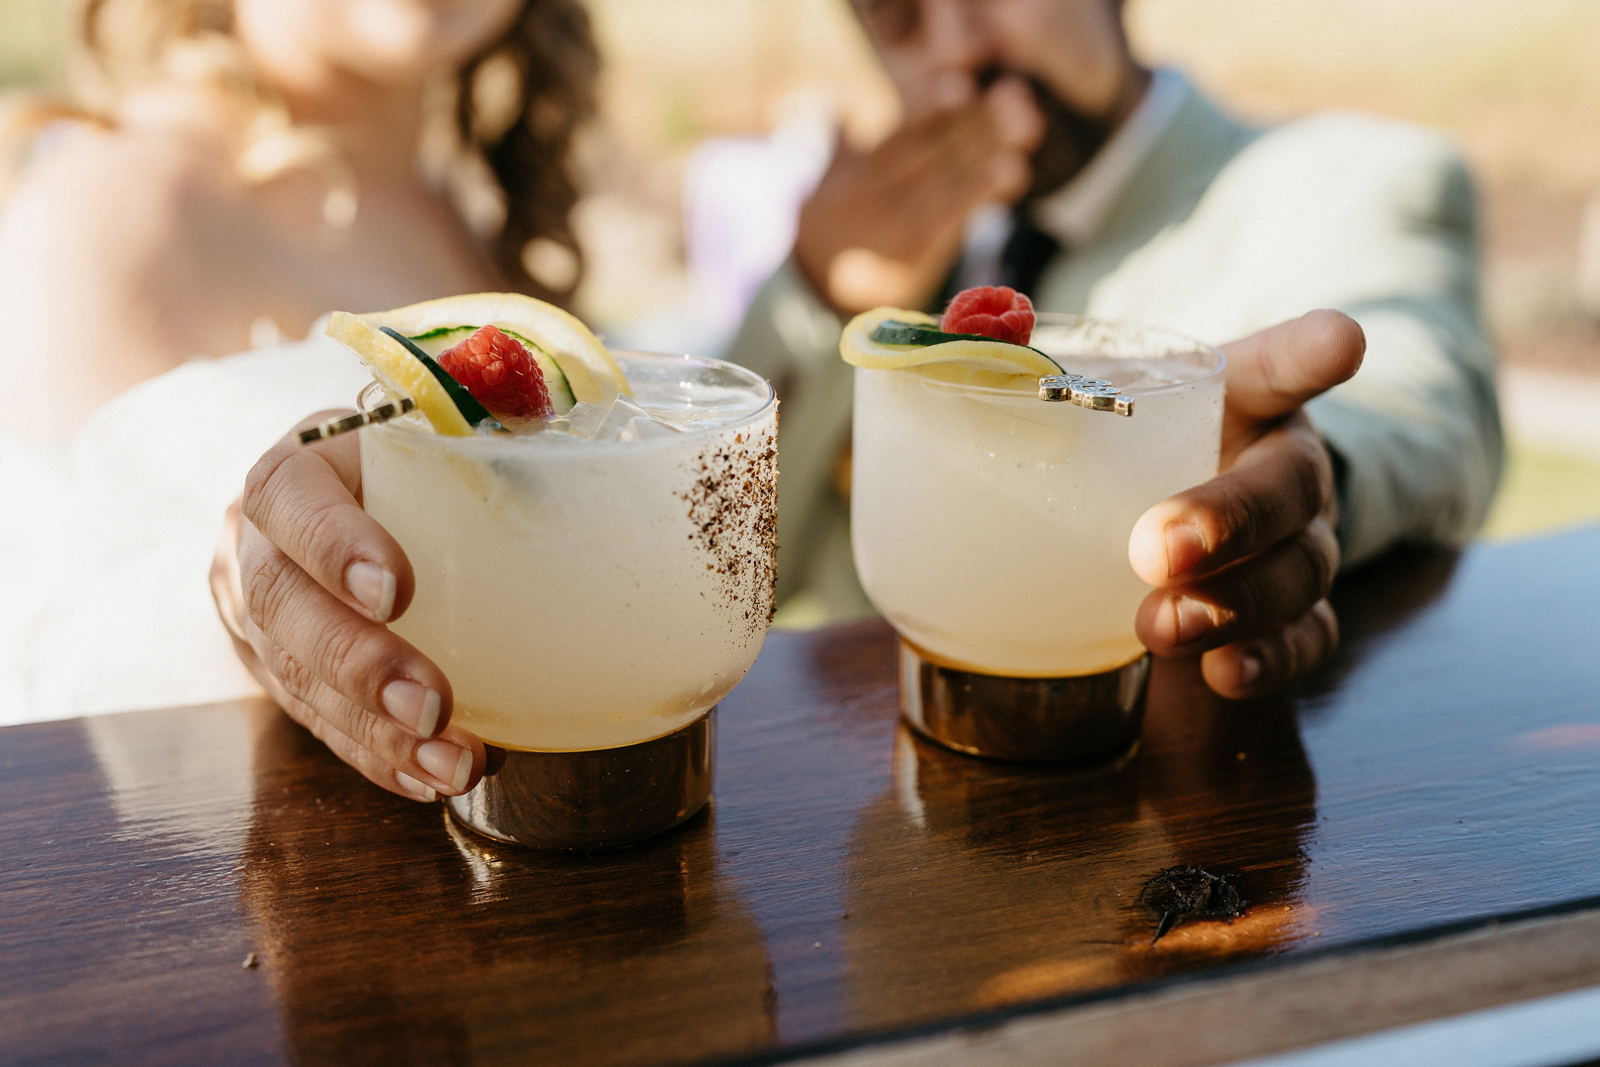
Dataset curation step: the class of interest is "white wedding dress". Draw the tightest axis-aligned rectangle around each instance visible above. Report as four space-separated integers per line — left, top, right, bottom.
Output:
0 332 371 725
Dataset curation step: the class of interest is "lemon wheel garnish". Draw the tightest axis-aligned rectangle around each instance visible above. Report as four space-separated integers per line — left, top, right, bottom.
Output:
840 307 1064 378
362 292 629 406
325 312 475 436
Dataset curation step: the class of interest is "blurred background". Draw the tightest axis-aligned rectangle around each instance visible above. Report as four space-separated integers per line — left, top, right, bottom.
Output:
5 0 1600 541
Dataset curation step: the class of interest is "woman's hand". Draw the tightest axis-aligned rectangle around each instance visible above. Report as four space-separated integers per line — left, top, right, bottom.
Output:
211 412 486 801
1129 310 1366 699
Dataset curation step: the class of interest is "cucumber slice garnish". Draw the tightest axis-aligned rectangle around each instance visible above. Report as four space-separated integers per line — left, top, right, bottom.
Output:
871 320 1059 365
379 326 498 428
499 328 578 414
409 325 474 343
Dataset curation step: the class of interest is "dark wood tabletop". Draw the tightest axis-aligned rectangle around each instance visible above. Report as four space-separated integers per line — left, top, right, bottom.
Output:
5 526 1600 1067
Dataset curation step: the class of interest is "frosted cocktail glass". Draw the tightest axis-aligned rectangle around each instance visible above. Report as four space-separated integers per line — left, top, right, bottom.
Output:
360 352 777 847
851 314 1224 762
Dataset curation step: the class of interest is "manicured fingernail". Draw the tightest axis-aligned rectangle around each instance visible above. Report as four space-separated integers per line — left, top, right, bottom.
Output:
346 561 396 622
418 740 472 793
383 680 441 737
1164 521 1206 578
1168 595 1215 646
1237 650 1263 686
396 772 437 803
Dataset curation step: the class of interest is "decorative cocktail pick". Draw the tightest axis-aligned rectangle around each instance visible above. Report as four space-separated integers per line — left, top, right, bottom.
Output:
297 396 416 444
1038 374 1134 417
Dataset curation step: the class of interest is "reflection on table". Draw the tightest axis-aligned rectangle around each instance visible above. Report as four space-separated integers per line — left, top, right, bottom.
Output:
4 528 1600 1067
237 710 776 1067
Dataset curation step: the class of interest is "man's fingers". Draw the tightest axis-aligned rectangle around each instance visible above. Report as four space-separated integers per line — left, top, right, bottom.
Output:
796 84 1040 314
242 414 413 624
983 76 1046 153
1135 518 1339 658
984 151 1032 204
881 118 1027 228
1220 310 1365 433
869 101 985 184
869 94 1035 218
1130 414 1334 585
1200 600 1340 700
945 91 1036 201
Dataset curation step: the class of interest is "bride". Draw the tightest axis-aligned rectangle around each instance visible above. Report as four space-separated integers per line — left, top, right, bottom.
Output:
0 0 597 439
0 0 599 724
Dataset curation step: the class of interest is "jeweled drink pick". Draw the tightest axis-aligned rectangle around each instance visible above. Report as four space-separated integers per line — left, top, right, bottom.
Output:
1038 374 1134 416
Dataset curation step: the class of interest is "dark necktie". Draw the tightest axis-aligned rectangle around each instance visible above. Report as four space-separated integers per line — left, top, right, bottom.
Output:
934 206 1062 310
998 207 1062 299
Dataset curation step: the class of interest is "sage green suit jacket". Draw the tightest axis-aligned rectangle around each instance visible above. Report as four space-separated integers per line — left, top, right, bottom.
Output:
727 82 1502 623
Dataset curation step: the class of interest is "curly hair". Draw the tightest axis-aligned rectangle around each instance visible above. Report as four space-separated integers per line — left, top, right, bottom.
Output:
66 0 598 304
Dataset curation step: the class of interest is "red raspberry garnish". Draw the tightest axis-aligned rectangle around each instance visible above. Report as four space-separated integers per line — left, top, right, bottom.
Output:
941 285 1035 346
436 325 552 420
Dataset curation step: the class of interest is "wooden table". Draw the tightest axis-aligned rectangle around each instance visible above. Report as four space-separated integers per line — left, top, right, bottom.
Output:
5 526 1600 1067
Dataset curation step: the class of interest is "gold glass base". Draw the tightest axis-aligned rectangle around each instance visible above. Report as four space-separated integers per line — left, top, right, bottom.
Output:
899 641 1149 764
446 709 715 850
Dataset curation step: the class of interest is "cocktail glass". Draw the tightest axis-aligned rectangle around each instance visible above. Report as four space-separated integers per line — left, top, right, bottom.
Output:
359 352 777 847
851 314 1224 763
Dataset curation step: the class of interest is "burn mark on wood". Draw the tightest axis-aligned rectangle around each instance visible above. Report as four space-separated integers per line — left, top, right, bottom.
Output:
1139 866 1245 944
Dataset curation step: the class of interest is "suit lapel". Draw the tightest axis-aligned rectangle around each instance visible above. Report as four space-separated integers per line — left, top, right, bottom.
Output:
1036 83 1260 314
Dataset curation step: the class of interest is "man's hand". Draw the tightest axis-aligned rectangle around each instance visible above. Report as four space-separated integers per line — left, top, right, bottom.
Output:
794 75 1042 316
1128 311 1366 698
210 413 486 801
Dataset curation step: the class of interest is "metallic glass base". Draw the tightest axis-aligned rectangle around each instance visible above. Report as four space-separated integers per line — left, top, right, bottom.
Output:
899 641 1149 764
446 709 715 850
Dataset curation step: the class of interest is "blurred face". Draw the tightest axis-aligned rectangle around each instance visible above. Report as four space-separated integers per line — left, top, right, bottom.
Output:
237 0 523 90
854 0 1139 196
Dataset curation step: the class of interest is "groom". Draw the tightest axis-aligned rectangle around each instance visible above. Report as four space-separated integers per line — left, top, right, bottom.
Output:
727 0 1501 699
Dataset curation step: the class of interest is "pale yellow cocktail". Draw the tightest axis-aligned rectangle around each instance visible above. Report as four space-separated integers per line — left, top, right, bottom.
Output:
852 316 1223 679
320 291 777 847
360 352 778 752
